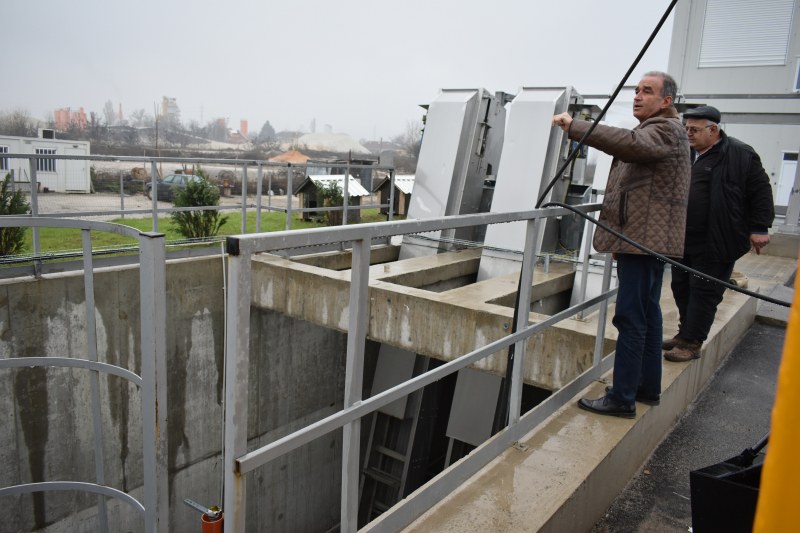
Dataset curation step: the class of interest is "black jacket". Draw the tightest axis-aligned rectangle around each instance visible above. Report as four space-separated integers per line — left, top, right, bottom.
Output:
693 130 774 262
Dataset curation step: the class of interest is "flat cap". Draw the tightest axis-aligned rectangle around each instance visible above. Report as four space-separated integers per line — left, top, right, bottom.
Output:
683 105 721 123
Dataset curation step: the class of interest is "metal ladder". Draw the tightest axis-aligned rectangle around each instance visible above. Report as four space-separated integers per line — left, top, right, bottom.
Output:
358 358 428 524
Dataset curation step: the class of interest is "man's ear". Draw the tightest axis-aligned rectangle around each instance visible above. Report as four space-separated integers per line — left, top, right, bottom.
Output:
662 96 673 109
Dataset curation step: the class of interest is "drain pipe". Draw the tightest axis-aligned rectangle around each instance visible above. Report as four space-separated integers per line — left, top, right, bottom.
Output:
184 498 223 533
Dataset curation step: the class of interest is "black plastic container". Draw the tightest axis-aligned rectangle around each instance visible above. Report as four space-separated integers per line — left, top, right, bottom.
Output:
690 434 768 533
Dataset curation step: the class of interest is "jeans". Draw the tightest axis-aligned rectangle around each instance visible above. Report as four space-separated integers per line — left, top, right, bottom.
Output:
670 255 735 343
608 253 665 407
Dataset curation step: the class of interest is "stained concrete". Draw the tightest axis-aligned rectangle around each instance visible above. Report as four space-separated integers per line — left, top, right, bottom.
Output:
0 257 349 532
251 247 613 391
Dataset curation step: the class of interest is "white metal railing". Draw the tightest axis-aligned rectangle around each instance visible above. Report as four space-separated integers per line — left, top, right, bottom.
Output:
0 217 169 533
2 153 399 272
222 203 616 532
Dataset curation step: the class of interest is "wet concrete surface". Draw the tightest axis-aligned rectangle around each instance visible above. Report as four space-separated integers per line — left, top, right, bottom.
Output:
593 321 786 532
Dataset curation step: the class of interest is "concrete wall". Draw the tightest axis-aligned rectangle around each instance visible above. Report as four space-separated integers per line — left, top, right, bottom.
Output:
0 256 347 532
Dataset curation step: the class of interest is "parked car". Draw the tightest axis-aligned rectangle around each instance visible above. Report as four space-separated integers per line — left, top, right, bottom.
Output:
145 174 205 202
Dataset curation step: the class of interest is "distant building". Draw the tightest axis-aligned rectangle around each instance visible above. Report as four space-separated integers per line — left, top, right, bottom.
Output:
373 174 414 216
53 107 87 132
294 132 371 154
306 157 378 190
161 97 181 123
294 174 370 223
0 131 91 193
268 150 311 164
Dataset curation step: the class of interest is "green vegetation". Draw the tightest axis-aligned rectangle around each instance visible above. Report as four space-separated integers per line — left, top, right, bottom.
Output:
0 174 31 255
316 181 345 226
170 169 226 239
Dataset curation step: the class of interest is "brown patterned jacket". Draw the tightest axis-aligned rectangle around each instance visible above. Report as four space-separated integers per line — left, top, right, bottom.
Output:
568 107 690 257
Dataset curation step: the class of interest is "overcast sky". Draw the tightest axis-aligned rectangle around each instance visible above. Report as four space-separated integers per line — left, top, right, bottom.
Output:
5 0 676 141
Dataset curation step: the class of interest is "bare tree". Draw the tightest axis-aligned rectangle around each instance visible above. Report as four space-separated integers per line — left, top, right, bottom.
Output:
103 100 116 126
0 109 38 137
257 120 276 143
88 111 106 142
394 120 423 158
65 118 88 140
206 118 229 143
130 108 148 127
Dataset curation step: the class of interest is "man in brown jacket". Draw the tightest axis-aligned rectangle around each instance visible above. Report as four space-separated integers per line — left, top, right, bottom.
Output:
552 71 690 418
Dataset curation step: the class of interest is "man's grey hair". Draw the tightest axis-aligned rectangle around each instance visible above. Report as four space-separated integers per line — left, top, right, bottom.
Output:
644 70 678 101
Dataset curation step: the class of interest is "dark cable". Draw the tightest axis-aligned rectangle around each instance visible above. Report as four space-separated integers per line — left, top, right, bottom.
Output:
543 201 792 308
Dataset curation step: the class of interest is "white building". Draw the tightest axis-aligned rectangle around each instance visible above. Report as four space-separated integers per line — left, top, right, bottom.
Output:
0 131 91 193
668 0 800 208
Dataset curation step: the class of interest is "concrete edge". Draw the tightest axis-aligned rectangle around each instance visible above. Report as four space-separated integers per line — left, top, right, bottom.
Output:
540 295 757 532
399 293 757 533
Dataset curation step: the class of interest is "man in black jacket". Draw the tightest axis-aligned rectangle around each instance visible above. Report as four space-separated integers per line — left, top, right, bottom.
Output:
664 105 775 362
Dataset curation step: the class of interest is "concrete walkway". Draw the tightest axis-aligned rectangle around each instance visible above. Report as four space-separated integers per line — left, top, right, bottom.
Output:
399 250 796 533
594 320 784 532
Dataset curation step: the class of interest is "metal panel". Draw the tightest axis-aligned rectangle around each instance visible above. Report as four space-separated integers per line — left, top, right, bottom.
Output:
446 368 502 447
371 345 417 419
478 87 575 280
400 88 505 258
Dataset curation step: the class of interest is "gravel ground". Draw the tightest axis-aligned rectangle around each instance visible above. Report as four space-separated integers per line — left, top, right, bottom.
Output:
31 191 300 221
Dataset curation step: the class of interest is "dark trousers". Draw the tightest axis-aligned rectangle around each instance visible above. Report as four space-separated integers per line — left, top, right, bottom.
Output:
609 254 665 407
670 255 735 343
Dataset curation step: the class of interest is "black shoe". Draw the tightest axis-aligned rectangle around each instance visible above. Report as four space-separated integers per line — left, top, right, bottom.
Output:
605 386 660 406
577 395 635 419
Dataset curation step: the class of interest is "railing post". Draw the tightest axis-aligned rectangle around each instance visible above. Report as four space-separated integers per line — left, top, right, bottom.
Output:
139 231 169 533
223 239 253 533
342 162 350 226
81 229 109 532
255 164 264 233
267 169 274 212
592 254 615 367
285 165 293 230
388 169 396 221
340 238 370 532
240 164 248 233
576 212 595 320
509 216 542 426
28 158 41 275
120 173 125 219
150 160 159 232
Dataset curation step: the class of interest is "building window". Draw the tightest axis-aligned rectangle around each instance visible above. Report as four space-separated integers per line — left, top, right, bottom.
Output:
794 57 800 92
699 0 795 68
0 146 7 171
35 148 57 173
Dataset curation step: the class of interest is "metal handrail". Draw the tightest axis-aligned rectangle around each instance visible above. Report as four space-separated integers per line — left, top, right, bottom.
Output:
0 217 168 533
222 203 612 533
1 153 402 263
